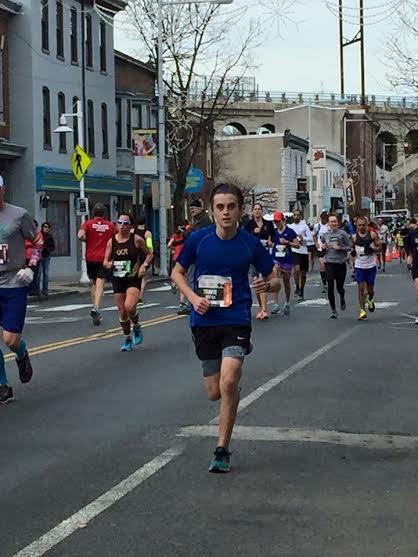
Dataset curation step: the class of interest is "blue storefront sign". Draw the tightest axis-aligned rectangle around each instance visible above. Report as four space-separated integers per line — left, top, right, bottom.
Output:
185 165 205 193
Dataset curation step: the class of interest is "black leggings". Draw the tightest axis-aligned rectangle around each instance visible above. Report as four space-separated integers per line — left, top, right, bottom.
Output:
325 263 347 311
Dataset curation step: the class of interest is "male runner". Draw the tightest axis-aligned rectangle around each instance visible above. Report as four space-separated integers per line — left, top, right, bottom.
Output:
289 209 312 301
172 183 279 473
0 176 42 403
377 218 390 271
313 212 330 293
321 215 352 319
78 203 116 326
270 211 300 315
352 216 381 321
405 218 418 324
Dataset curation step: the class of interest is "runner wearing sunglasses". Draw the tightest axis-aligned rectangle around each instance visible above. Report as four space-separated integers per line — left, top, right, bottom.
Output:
103 215 153 352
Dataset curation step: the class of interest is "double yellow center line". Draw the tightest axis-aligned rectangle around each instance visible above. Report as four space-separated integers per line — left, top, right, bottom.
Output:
4 314 185 362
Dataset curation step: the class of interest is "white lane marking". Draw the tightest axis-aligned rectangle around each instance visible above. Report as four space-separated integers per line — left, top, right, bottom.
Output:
374 302 399 308
402 313 417 320
210 328 353 425
37 304 92 313
147 285 172 292
27 305 39 309
100 303 160 312
392 326 418 332
26 317 82 324
165 305 181 309
10 443 186 557
179 425 418 450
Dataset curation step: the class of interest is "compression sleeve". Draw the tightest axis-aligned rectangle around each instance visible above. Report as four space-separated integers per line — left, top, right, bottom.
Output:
146 236 154 252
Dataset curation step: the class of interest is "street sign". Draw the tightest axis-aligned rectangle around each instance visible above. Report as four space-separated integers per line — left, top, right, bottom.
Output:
71 145 92 182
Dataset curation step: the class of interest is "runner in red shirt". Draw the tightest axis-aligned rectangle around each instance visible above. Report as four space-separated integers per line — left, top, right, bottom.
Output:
77 203 116 325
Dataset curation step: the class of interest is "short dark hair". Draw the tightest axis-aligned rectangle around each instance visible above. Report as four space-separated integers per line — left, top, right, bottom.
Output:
210 183 244 209
410 217 417 224
294 209 303 217
328 213 338 220
137 215 146 226
93 203 106 217
118 213 132 224
252 203 263 210
41 221 51 228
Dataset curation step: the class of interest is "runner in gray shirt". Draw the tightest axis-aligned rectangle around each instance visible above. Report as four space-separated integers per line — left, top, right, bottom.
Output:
320 215 352 319
0 176 41 403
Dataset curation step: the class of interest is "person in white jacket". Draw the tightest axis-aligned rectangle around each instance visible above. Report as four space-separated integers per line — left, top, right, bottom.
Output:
289 209 313 301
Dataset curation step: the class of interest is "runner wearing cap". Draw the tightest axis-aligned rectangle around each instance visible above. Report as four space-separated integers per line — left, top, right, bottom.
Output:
78 203 116 326
172 183 280 473
270 211 300 316
0 176 43 403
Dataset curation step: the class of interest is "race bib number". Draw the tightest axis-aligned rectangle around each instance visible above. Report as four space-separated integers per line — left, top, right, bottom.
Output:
275 245 287 258
197 275 232 308
113 260 132 278
356 246 366 257
0 244 9 265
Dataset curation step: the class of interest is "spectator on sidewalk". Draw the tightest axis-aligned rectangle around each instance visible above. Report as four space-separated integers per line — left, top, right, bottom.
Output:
34 222 55 298
26 221 43 297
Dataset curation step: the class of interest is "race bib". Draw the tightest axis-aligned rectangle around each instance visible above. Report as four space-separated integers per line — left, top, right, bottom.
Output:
356 246 366 257
197 275 232 308
0 244 9 265
113 260 132 278
275 245 287 258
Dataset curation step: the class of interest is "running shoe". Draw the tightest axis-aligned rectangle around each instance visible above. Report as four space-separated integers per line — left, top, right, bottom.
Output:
340 299 346 311
16 350 33 384
0 384 14 404
271 303 281 315
121 337 133 352
367 296 375 313
322 285 327 294
330 310 338 319
133 326 144 346
294 288 301 298
256 310 269 320
208 446 231 473
415 317 418 326
177 302 190 316
358 309 367 321
283 303 291 316
90 308 102 326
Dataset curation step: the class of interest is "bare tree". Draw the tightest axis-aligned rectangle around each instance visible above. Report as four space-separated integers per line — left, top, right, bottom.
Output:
125 0 301 224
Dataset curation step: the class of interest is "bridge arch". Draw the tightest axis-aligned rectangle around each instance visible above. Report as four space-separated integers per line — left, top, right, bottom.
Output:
222 122 247 136
256 123 275 134
405 129 418 155
376 131 398 169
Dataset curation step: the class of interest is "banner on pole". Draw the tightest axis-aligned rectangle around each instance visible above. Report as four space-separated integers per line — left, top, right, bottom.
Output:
133 129 158 175
344 178 355 207
313 147 326 169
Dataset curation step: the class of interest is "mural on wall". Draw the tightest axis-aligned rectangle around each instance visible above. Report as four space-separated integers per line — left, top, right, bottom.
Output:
241 186 279 217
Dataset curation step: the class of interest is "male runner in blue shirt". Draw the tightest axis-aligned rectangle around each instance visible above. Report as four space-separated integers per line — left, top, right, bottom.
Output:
172 183 280 472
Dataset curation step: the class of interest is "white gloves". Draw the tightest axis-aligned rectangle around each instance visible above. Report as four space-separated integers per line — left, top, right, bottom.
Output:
17 268 34 286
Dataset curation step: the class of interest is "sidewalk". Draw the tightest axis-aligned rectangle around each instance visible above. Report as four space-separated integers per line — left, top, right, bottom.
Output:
28 274 170 302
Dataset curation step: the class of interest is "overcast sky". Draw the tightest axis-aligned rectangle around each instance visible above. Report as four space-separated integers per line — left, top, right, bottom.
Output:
114 0 408 98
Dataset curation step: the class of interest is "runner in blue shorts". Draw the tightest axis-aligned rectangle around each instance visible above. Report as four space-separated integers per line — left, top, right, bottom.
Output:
172 183 280 473
0 176 42 403
270 211 300 316
352 216 381 321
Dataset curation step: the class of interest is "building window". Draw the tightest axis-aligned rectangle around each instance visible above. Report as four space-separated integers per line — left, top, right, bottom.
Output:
87 100 95 156
132 103 142 128
85 15 93 68
101 103 108 157
58 92 67 153
42 87 51 150
0 49 4 123
126 100 131 148
99 21 107 72
312 175 317 192
116 98 122 148
146 106 151 128
41 0 49 52
313 204 318 218
206 142 213 179
72 96 79 148
46 199 70 256
70 8 78 64
56 0 64 59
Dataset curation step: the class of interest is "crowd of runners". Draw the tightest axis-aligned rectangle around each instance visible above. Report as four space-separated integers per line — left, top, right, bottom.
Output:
1 176 418 472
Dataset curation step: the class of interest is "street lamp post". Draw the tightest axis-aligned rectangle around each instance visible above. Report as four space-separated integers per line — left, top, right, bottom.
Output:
54 100 89 285
157 0 232 276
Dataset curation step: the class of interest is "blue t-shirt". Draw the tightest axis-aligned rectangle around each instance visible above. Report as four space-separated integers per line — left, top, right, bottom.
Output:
272 226 297 266
177 225 274 327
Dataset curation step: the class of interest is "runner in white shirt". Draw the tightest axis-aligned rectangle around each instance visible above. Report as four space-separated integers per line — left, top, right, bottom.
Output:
289 209 313 301
377 218 390 272
313 212 330 293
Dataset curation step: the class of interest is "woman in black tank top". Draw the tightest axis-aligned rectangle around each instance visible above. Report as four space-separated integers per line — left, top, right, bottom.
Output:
103 214 153 352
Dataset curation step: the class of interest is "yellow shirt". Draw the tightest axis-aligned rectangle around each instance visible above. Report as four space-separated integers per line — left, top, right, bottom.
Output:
395 233 404 247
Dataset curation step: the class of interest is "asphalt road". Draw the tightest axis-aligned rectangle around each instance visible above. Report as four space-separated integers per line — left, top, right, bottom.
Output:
2 263 418 557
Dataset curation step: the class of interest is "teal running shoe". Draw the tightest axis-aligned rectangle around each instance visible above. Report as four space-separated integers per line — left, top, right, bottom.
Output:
208 446 231 473
133 326 143 346
121 337 133 352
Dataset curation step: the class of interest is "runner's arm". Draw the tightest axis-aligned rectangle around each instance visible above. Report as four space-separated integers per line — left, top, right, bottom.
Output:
171 262 210 315
134 235 154 273
103 238 114 269
372 231 382 253
77 228 87 242
340 231 353 252
253 266 280 294
145 230 154 252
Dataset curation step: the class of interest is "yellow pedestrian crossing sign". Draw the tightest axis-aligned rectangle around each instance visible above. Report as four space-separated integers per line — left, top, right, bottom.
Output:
71 145 92 181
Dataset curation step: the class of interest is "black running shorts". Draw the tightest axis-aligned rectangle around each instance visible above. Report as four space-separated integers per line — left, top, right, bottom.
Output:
293 253 309 272
112 276 142 294
86 261 107 282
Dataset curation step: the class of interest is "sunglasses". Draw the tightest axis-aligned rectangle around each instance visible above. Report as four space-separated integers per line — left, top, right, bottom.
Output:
117 220 130 225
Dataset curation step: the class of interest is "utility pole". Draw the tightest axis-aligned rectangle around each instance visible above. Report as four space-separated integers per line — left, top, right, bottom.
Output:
339 0 344 98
